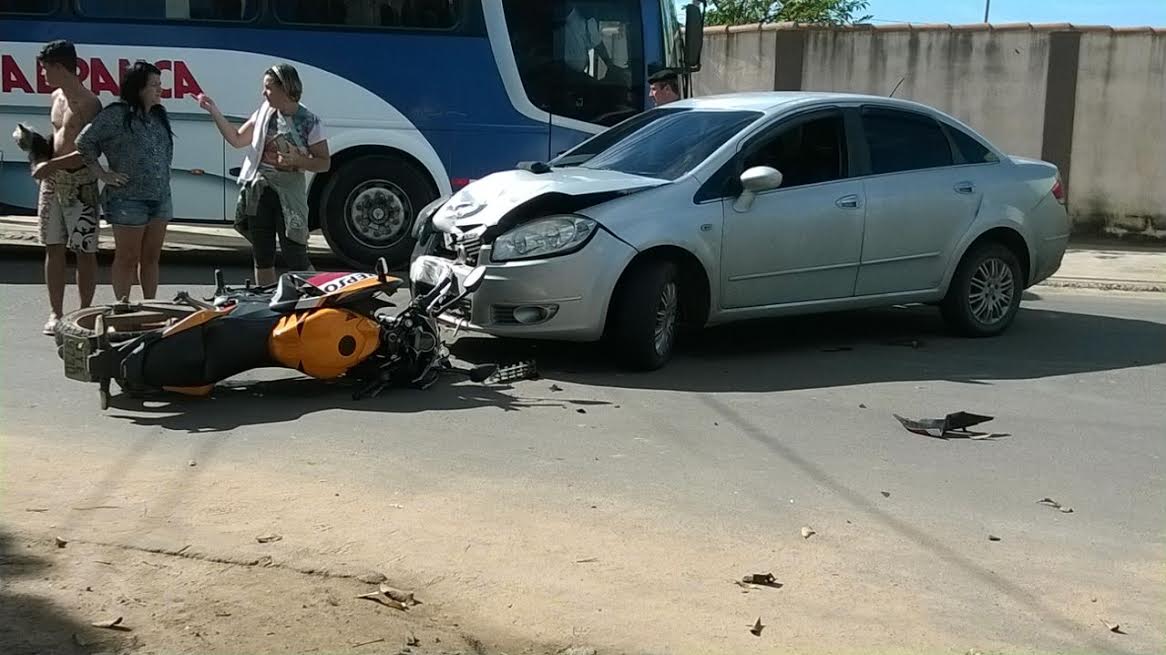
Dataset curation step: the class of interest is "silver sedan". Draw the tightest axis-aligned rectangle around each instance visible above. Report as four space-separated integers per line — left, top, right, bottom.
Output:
410 92 1071 370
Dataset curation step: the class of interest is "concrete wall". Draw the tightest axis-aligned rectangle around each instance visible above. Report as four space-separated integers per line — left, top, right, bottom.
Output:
692 23 1166 241
1070 30 1166 237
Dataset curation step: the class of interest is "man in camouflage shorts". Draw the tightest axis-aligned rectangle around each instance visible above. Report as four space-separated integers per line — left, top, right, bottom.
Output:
30 40 103 335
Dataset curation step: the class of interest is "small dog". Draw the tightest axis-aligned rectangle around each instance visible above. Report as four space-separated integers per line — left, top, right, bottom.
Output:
12 123 54 166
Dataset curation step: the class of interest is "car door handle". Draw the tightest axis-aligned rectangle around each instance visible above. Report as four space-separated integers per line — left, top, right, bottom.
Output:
836 194 860 209
954 181 976 194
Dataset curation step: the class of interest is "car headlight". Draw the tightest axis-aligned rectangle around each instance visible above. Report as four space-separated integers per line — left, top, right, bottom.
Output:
491 216 597 262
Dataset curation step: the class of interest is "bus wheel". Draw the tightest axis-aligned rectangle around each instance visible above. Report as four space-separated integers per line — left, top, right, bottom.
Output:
320 154 436 270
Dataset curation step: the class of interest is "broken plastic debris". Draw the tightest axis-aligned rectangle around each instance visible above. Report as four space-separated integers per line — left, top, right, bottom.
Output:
801 526 816 539
740 573 782 589
255 533 283 543
749 617 765 636
893 412 998 439
1037 497 1074 513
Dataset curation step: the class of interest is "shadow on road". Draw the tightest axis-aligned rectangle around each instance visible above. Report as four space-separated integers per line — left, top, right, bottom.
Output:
0 529 117 655
451 303 1166 392
105 375 585 433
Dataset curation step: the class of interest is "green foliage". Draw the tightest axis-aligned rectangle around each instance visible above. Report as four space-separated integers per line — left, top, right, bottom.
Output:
704 0 873 26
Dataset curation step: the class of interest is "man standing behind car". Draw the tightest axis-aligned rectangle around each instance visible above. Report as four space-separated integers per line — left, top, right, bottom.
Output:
648 69 681 107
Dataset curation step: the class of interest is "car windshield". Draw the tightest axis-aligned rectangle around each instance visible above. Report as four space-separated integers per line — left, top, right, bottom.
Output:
553 108 763 180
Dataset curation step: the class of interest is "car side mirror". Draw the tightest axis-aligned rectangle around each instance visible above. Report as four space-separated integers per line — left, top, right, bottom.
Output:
734 166 783 212
463 266 487 293
684 3 705 72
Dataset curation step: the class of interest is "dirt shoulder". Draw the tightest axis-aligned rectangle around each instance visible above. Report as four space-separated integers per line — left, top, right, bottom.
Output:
2 432 1160 655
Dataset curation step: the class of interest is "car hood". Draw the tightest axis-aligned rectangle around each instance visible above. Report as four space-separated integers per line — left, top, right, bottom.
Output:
431 167 668 234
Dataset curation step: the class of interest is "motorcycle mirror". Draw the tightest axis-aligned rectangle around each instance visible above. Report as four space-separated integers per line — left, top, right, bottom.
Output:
375 257 389 283
463 266 487 293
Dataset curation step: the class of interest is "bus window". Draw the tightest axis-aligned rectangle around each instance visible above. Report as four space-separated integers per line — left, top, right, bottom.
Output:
75 0 258 21
1 0 56 14
502 0 644 127
272 0 462 29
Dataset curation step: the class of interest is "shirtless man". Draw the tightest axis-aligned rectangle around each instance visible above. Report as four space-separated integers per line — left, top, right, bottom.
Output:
30 40 107 335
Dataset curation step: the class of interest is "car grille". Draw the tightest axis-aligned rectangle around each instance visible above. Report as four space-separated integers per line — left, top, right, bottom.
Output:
491 305 518 325
447 296 472 321
457 234 482 265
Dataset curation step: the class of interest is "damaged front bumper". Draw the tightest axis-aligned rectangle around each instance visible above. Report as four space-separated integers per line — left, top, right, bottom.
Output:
410 229 636 342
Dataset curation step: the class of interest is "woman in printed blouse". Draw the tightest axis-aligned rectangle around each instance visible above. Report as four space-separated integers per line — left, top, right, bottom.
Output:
76 60 175 302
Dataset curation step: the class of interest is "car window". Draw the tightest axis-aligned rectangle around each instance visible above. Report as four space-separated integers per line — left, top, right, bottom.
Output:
861 108 954 175
572 109 762 180
946 124 999 164
743 113 847 188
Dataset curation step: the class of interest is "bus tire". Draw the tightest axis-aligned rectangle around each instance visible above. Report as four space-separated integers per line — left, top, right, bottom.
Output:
320 154 436 270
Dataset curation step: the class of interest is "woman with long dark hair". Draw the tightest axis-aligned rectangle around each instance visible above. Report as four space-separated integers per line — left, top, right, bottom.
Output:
76 60 174 301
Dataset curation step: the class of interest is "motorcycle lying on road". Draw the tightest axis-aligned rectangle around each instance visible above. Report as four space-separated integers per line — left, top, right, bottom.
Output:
54 259 535 409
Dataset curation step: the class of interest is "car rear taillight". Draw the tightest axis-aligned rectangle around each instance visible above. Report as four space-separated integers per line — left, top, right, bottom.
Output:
1051 176 1066 205
451 177 476 190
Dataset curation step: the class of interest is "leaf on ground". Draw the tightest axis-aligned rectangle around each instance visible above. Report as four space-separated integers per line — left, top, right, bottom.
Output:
1037 497 1062 508
255 533 283 544
1100 619 1126 634
91 616 131 631
550 384 563 392
988 534 1002 542
881 491 891 498
1059 506 1074 514
749 617 765 636
575 557 599 563
801 526 816 539
25 508 49 513
355 592 407 611
54 536 67 548
378 583 419 605
407 634 421 647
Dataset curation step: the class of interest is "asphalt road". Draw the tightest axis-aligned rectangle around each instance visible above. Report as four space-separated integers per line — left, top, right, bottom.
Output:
2 252 1164 654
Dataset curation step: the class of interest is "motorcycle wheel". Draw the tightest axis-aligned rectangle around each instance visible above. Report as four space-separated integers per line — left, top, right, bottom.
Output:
54 302 196 350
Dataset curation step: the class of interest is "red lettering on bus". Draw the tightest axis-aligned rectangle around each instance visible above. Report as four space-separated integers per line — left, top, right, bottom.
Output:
156 60 172 99
2 55 203 99
2 55 34 93
173 61 202 99
89 59 119 95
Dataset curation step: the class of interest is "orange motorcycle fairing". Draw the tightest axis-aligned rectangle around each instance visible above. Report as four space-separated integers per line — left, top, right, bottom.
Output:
268 308 381 379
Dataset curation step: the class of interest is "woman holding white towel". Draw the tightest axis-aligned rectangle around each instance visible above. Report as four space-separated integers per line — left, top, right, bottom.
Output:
197 63 330 285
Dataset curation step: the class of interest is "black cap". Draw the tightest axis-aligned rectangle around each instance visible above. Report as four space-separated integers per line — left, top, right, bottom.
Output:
649 68 679 84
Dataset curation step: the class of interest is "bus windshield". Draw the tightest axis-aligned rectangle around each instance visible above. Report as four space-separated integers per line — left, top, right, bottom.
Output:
502 0 645 127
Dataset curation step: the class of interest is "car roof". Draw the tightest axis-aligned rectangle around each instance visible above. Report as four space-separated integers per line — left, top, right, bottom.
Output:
669 91 937 115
